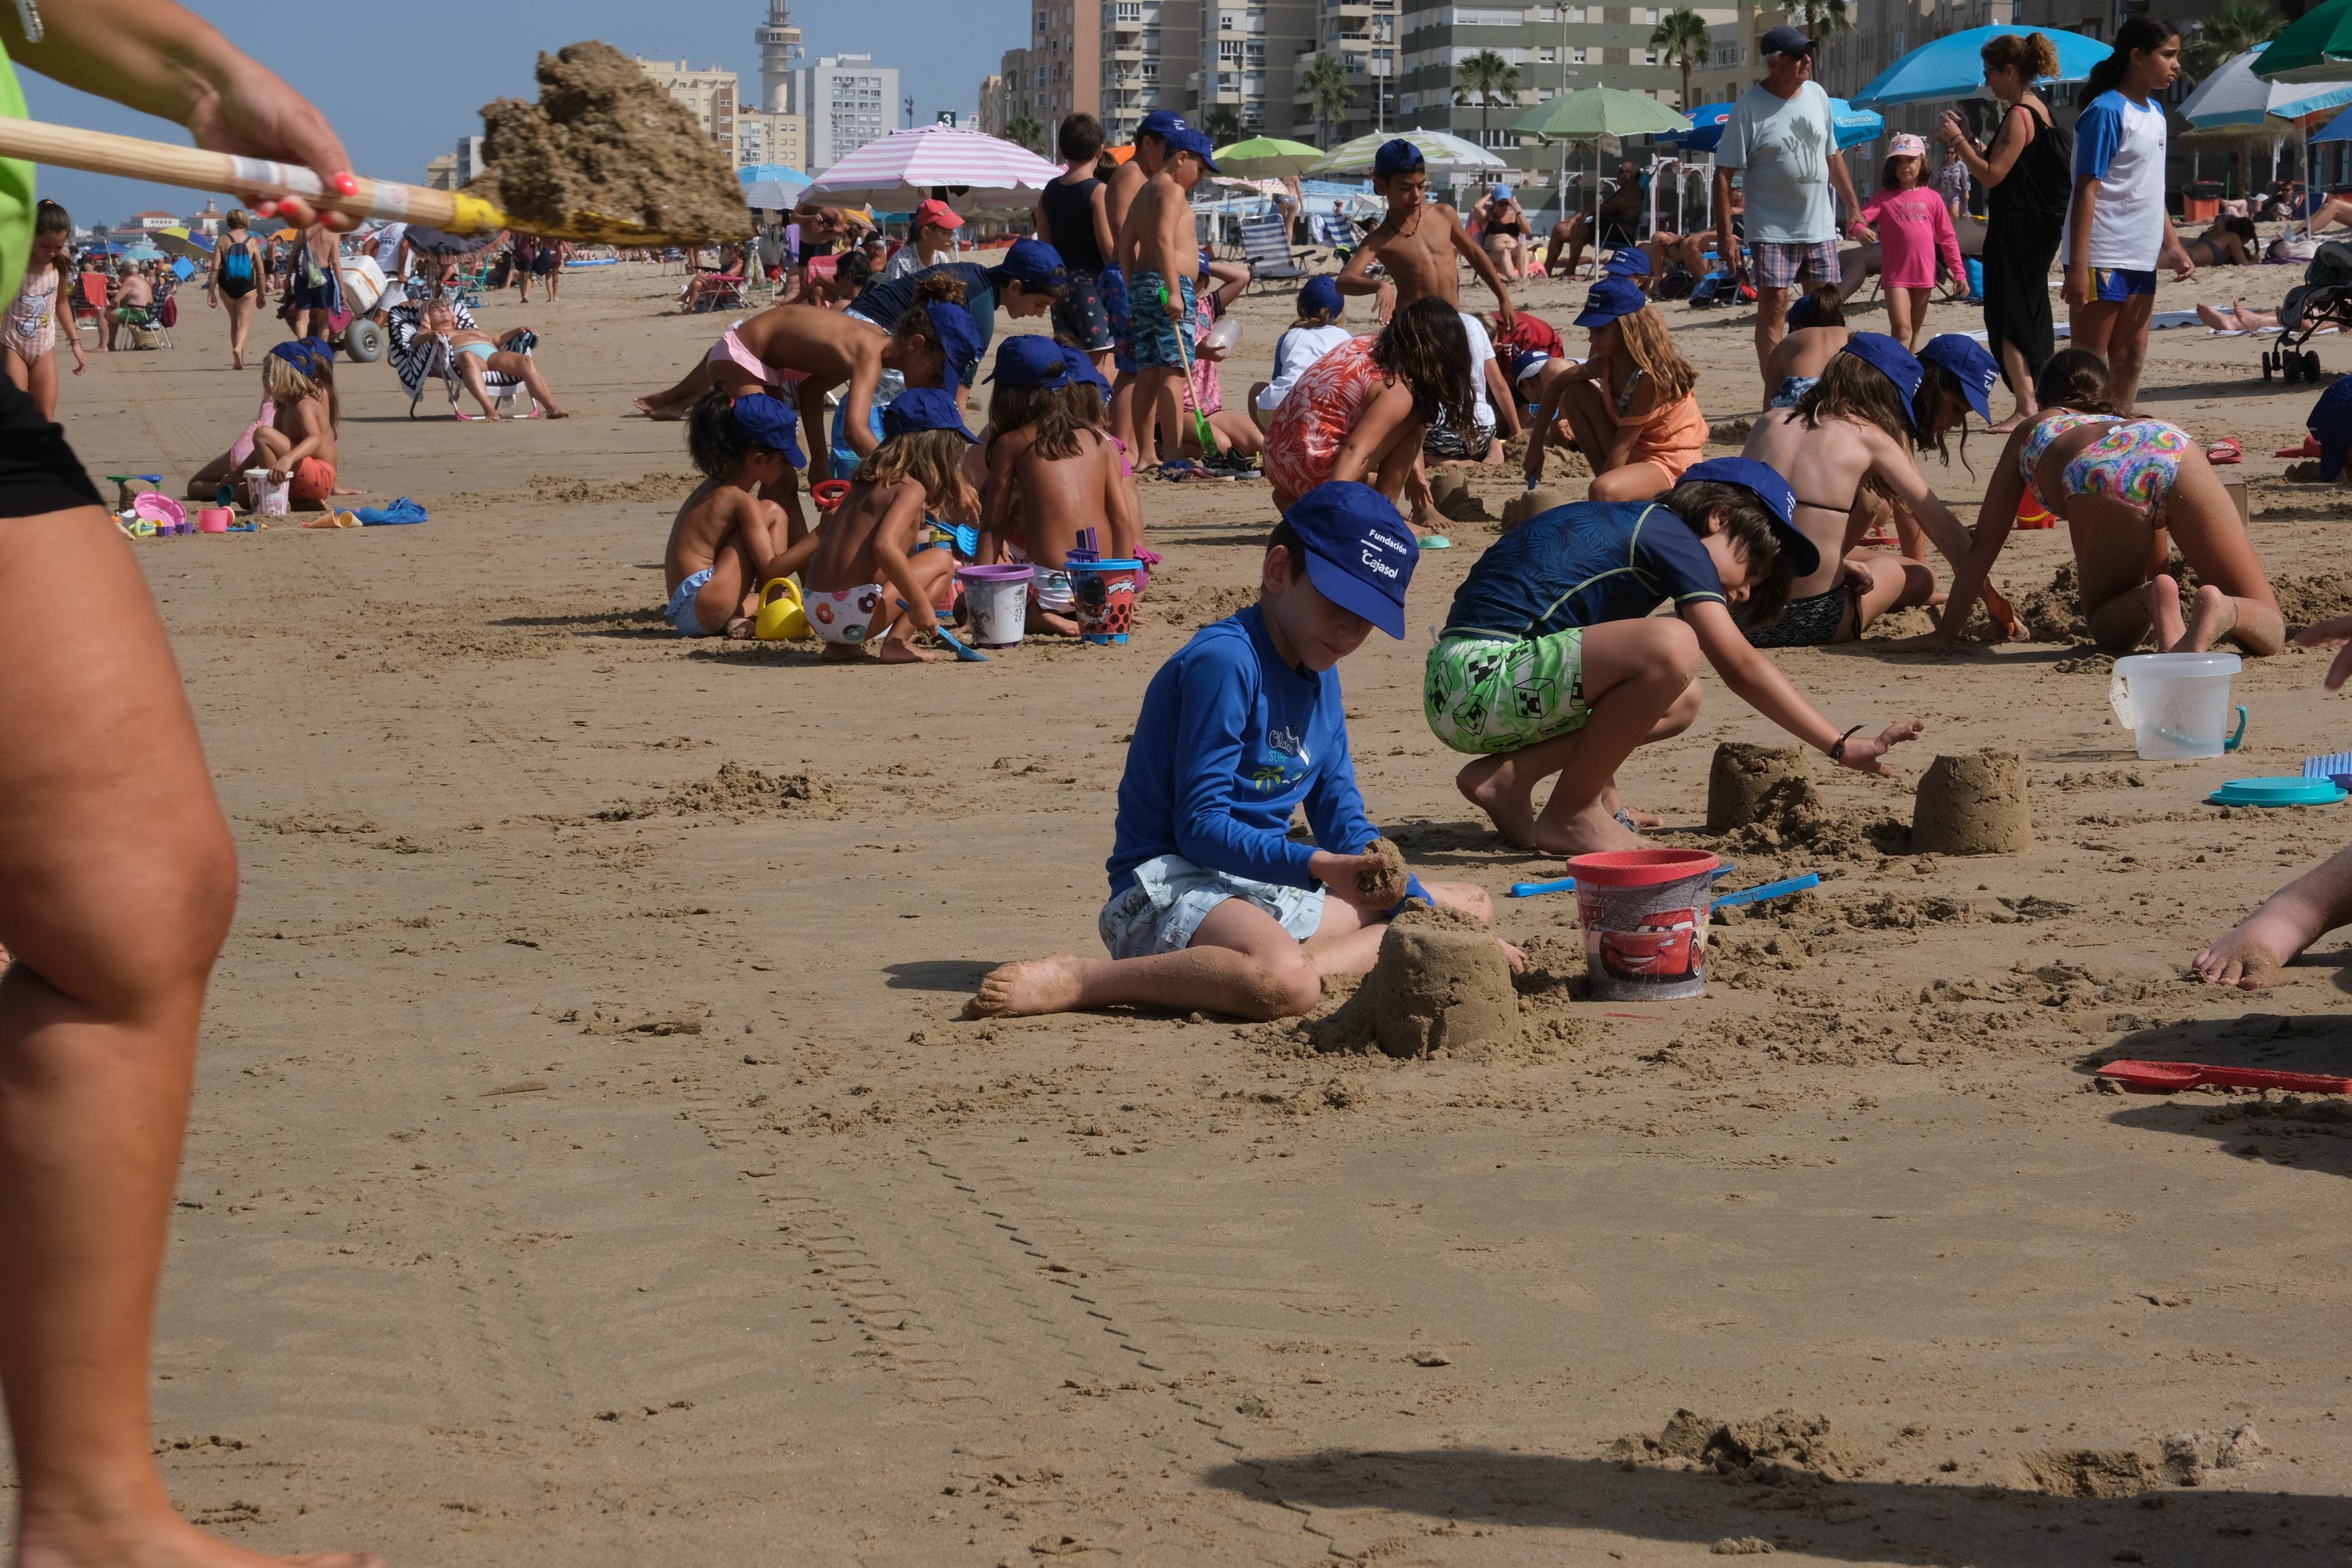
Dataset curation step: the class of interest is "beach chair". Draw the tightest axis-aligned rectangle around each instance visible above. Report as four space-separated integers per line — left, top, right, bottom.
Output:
387 299 539 420
1307 212 1361 264
686 273 747 314
71 272 106 341
1237 216 1308 293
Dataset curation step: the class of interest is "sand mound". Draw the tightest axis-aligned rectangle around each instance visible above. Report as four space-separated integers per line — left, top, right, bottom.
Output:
1312 903 1515 1059
1707 743 1808 831
2008 562 2092 645
2268 570 2352 631
1427 469 1491 523
584 762 840 823
475 41 752 242
2012 1449 2156 1497
1182 584 1256 627
1911 750 2030 855
1355 836 1411 903
1610 1410 1874 1485
1502 482 1580 531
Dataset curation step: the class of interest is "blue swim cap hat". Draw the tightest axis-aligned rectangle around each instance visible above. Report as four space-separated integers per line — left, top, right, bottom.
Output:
728 392 806 468
882 386 978 442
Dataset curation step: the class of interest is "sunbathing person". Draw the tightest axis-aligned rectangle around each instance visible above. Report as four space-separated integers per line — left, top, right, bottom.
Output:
416 297 569 419
1887 348 2282 655
2197 299 2281 333
103 261 156 348
2179 215 2257 267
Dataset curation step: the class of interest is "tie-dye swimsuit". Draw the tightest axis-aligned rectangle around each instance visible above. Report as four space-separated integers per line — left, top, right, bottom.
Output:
2018 410 2192 519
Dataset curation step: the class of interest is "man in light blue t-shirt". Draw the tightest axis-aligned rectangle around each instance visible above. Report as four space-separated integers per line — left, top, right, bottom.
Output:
1714 26 1863 384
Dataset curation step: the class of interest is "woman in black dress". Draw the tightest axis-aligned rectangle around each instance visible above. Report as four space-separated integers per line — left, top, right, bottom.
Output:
1939 31 2071 430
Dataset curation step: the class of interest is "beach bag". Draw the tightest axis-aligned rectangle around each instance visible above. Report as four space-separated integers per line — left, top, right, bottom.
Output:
158 294 177 329
299 246 326 291
223 244 254 286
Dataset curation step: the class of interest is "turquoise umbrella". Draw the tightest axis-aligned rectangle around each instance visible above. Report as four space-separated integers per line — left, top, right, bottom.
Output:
1853 25 2111 108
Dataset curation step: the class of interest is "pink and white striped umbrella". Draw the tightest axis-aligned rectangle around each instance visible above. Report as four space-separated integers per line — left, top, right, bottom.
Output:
806 124 1064 212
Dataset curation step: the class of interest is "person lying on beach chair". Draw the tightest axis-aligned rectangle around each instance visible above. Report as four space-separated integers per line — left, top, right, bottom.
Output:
411 296 569 420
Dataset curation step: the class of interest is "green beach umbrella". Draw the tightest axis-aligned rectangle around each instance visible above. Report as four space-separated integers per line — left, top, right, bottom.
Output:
1310 129 1508 177
2253 0 2352 82
1210 135 1324 178
1511 86 1693 142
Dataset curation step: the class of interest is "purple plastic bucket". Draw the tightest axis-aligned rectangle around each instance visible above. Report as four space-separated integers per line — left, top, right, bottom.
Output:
956 562 1034 647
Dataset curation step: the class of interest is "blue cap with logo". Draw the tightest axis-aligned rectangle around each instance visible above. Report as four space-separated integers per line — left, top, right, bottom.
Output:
1298 275 1344 318
1574 275 1647 329
1678 456 1819 579
728 392 807 468
1839 332 1924 427
923 300 986 389
1373 138 1425 179
1283 480 1419 638
1059 343 1111 396
986 334 1071 389
2311 377 2352 480
882 386 978 443
1918 333 2001 424
1604 248 1652 279
990 236 1068 289
1164 126 1220 170
1137 110 1189 141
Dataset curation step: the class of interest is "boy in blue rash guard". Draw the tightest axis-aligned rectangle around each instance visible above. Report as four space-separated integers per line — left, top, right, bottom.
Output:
1426 457 1924 855
967 481 1512 1021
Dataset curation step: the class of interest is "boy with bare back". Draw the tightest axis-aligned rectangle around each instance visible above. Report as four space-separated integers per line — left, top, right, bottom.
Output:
1114 123 1219 472
977 338 1139 635
665 390 804 639
1101 110 1180 456
766 387 976 663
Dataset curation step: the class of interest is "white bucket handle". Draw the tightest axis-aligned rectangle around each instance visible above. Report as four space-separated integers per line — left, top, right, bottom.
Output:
2109 667 2135 733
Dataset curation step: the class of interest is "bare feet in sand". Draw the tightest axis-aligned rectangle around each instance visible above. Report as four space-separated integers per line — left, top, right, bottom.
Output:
16 1511 381 1568
2193 918 2293 990
2178 583 2238 652
879 637 937 665
1458 757 1653 850
1531 799 1648 856
1458 754 1541 846
2144 573 2186 650
965 953 1088 1017
632 396 684 421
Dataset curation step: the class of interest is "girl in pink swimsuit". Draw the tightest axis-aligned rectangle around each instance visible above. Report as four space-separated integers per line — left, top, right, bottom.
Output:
2 202 86 420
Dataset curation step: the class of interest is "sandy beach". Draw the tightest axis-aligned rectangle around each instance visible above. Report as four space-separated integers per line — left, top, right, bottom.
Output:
22 253 2352 1566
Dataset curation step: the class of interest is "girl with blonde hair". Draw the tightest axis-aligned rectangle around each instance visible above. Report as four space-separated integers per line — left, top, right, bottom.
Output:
1523 279 1706 502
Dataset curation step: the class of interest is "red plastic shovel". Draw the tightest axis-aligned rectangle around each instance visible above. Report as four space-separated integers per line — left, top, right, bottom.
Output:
2096 1059 2352 1095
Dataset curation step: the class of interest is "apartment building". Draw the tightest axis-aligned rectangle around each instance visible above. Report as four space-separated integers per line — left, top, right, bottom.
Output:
1030 0 1103 128
792 54 901 171
978 62 1020 137
1292 0 1401 144
636 59 743 163
1101 1 1203 143
1396 2 1713 199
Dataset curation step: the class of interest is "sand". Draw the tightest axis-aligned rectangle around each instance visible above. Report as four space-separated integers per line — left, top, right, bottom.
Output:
1911 749 2033 856
1355 833 1412 903
34 253 2352 1566
1311 901 1517 1059
475 41 752 243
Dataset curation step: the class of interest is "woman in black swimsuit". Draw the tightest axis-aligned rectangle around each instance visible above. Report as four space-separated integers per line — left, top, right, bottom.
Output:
205 209 265 369
1478 183 1530 280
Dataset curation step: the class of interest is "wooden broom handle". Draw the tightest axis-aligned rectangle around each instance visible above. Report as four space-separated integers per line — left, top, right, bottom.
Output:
0 116 508 232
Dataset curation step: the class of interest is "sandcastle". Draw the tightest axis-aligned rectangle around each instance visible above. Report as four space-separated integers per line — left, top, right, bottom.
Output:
1501 482 1580 532
1911 750 2031 855
1313 904 1517 1059
1707 742 1811 832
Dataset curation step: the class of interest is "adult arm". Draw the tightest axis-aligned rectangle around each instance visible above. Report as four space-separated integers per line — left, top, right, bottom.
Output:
1827 144 1863 238
1682 598 1921 771
1932 197 1965 289
3 0 357 227
1713 166 1741 276
1949 103 2031 187
1448 214 1514 325
1849 188 1886 245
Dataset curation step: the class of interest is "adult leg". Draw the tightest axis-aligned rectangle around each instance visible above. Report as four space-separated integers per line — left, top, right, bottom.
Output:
2194 841 2352 989
452 356 502 419
1561 213 1591 275
225 293 254 371
1837 244 1877 302
2103 293 2157 413
1753 284 1790 381
0 507 379 1568
1993 333 2038 432
485 351 570 418
1455 616 1703 855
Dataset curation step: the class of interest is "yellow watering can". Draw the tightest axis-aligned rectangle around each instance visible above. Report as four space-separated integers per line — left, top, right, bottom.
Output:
756 577 810 641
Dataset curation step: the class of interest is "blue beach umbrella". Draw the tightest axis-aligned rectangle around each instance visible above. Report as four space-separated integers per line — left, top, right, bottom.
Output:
2314 100 2352 143
1668 97 1883 153
738 163 812 212
1852 25 2112 109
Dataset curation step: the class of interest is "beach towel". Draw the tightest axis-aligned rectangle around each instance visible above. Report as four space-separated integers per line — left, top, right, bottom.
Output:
356 498 428 525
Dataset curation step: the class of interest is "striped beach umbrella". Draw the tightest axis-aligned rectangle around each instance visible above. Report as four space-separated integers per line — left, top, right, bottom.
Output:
806 124 1064 210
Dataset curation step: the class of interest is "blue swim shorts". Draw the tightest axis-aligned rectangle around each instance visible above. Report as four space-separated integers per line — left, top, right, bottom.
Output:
1098 264 1134 374
2094 267 2157 301
1124 270 1195 373
665 567 718 637
1098 852 1325 961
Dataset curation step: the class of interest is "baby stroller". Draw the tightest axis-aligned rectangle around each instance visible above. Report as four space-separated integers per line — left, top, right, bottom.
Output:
2265 240 2352 384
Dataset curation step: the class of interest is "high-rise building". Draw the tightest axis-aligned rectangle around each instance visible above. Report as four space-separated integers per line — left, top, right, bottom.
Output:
635 58 743 162
1292 0 1398 144
1096 2 1200 143
455 134 489 187
791 54 901 171
757 0 803 111
1192 2 1314 138
1011 0 1101 132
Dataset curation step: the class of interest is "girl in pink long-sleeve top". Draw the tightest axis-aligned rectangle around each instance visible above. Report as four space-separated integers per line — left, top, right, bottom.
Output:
1853 134 1966 349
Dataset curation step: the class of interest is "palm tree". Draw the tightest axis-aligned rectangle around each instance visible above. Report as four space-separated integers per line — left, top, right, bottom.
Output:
1002 114 1042 153
1650 8 1712 112
1205 105 1244 143
2185 0 2285 80
1787 0 1850 47
1455 49 1521 147
1299 52 1353 146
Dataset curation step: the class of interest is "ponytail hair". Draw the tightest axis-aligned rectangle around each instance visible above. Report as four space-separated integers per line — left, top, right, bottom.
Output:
1980 30 2060 84
2084 17 2176 100
2033 348 2117 416
33 198 72 290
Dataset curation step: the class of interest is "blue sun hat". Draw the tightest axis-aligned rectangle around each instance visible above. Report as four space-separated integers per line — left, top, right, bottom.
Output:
1373 139 1425 179
987 335 1072 389
1283 480 1419 638
1299 275 1344 317
1919 334 2001 423
882 386 977 442
1058 343 1111 395
1605 248 1652 279
1678 456 1819 579
1574 275 1646 329
1839 332 1925 427
728 392 807 468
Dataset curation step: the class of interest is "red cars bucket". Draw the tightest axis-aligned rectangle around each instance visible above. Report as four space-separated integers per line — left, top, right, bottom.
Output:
1569 850 1720 1001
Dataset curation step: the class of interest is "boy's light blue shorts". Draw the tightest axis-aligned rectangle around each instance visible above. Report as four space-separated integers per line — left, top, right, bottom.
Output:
1098 852 1326 960
666 567 718 637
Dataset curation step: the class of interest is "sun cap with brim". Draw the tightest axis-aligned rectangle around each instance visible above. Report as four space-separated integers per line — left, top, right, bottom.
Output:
728 392 808 468
1137 110 1189 141
1887 133 1928 160
912 197 964 231
1284 480 1419 639
1678 456 1819 580
1373 139 1425 178
1918 334 2000 424
1165 128 1220 171
2311 377 2352 480
883 386 978 442
269 337 336 376
1839 332 1925 428
1299 275 1344 316
1574 275 1647 329
1059 343 1111 394
988 237 1068 290
1605 248 1652 278
986 334 1072 389
1758 24 1815 57
1493 183 1515 201
924 302 986 390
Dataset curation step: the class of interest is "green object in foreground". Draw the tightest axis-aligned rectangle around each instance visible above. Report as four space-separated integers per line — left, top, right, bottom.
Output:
1210 135 1324 178
2253 0 2352 81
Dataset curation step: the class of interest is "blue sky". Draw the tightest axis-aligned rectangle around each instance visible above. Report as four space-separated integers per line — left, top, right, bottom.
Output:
23 0 1020 229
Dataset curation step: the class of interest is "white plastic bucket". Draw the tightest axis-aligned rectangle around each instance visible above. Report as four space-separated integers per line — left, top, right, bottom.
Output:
957 564 1032 648
2111 652 2246 760
241 467 290 518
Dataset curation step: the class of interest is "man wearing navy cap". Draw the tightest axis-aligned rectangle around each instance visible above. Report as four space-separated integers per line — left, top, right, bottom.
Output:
967 480 1512 1022
1424 455 1920 855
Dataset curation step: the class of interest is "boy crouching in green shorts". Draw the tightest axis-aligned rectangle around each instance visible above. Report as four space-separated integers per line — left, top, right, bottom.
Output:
967 480 1516 1022
1424 456 1922 855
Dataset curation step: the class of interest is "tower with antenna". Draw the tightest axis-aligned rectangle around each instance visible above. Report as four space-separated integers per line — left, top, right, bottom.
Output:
757 0 802 113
